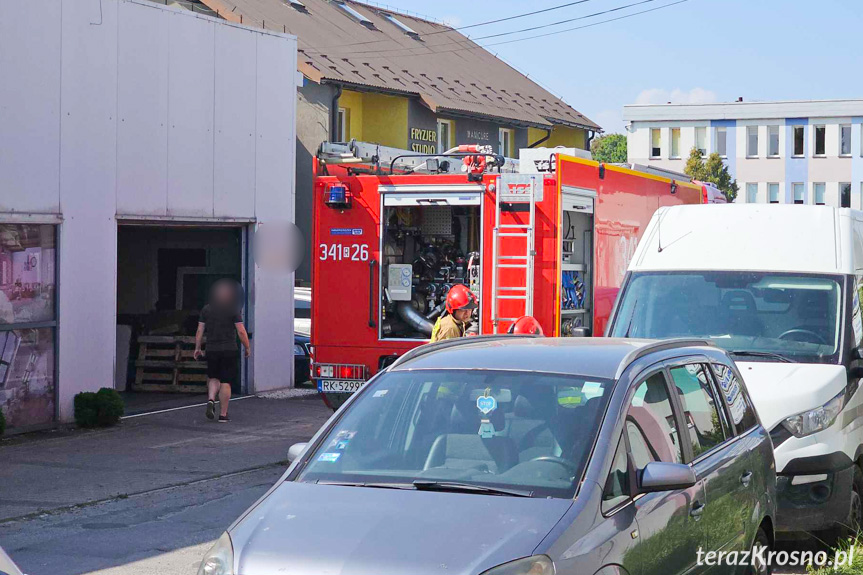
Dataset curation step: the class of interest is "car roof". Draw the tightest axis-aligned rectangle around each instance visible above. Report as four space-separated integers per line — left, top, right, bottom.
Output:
388 337 713 379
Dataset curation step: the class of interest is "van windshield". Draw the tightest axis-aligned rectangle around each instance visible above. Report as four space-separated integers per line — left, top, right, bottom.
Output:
610 272 844 364
296 369 613 499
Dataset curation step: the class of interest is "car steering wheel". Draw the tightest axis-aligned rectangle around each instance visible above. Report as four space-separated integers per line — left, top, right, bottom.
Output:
778 328 826 345
528 456 580 474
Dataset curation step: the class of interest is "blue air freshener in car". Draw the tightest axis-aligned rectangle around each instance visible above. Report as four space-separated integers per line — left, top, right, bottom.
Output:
477 388 497 438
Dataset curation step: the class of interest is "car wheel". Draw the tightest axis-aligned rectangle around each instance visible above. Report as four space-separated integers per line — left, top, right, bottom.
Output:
748 527 772 575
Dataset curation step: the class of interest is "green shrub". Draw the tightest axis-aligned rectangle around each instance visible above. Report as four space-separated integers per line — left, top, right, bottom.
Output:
74 388 125 428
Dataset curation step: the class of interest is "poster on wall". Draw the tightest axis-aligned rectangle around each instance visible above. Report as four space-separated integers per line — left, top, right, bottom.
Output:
0 328 55 428
0 224 56 325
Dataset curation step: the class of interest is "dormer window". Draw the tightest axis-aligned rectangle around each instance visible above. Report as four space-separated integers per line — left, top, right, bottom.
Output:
334 2 376 29
382 13 419 38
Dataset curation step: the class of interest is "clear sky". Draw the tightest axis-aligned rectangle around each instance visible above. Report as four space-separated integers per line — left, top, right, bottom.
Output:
386 0 861 134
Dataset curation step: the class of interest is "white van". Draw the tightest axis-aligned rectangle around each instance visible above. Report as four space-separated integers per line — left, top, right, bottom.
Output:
606 204 863 537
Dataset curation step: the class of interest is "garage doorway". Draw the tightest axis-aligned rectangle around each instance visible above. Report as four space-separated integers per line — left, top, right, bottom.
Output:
116 225 246 413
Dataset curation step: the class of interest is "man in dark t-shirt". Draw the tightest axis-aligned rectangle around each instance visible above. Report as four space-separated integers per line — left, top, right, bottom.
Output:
194 281 251 422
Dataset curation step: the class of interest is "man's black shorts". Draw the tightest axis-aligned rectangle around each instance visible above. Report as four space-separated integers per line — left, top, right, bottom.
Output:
206 350 239 383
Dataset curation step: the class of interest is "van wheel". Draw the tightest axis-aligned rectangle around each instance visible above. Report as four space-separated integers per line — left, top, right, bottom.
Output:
819 465 863 545
748 527 772 575
848 466 863 534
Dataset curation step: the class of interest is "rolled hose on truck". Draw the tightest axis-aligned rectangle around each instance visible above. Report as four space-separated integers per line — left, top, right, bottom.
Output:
322 302 443 411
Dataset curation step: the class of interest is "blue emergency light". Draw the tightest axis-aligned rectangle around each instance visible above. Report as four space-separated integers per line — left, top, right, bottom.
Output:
325 183 352 209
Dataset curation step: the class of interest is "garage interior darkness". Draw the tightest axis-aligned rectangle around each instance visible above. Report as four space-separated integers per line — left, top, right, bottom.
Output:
116 226 243 412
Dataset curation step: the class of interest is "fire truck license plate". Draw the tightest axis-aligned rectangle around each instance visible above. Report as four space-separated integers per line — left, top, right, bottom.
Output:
318 380 364 393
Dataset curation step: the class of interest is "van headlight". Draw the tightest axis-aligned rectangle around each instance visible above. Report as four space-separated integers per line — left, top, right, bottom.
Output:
781 390 845 438
198 532 234 575
479 556 555 575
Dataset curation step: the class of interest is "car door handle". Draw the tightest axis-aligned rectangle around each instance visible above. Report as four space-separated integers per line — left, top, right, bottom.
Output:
690 501 705 520
740 471 753 488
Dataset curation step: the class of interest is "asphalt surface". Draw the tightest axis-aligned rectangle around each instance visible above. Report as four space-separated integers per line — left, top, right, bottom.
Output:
0 396 331 575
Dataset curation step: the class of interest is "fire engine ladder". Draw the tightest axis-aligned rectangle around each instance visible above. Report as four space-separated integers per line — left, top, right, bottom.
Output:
491 182 536 333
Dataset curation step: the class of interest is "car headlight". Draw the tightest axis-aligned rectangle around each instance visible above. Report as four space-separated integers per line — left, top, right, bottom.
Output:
197 532 234 575
479 556 555 575
782 390 845 438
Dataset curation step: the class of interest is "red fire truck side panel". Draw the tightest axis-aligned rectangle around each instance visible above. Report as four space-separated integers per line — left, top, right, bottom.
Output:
556 156 701 335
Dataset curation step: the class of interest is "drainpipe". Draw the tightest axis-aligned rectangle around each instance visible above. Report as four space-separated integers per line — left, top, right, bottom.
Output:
586 129 597 150
528 128 552 148
330 84 343 141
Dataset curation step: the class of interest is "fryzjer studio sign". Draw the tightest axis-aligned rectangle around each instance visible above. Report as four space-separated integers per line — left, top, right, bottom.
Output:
410 127 436 153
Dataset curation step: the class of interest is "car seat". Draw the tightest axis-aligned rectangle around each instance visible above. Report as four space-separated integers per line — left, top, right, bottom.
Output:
720 290 763 337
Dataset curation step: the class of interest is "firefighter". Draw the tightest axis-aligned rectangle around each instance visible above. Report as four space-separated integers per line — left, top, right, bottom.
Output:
431 284 478 342
507 315 544 336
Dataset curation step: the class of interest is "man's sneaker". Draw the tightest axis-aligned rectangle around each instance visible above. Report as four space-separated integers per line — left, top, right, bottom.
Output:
206 401 216 420
218 415 230 423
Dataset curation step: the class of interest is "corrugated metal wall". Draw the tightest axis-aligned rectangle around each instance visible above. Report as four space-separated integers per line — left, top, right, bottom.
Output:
0 0 298 421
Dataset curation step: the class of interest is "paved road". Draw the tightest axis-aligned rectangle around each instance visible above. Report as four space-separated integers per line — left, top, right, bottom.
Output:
0 396 332 575
0 466 284 575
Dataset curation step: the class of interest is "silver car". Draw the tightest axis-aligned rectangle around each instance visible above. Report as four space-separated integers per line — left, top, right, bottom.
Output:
200 337 776 575
0 546 24 575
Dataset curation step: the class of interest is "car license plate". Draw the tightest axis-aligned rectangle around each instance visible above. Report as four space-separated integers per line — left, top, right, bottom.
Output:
318 380 364 393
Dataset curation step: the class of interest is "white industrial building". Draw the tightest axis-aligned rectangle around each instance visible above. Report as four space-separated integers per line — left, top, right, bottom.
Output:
0 0 297 431
623 99 863 207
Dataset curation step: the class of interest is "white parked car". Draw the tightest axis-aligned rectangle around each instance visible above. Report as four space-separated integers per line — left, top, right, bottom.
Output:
607 204 863 538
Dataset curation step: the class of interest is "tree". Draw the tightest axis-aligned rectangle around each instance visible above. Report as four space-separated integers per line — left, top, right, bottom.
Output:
590 133 627 164
683 148 739 202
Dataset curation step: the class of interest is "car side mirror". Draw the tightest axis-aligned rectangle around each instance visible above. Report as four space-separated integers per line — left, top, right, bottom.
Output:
638 462 697 493
288 442 308 463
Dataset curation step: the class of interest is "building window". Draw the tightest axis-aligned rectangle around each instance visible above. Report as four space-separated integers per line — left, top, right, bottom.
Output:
746 183 758 203
814 125 826 156
437 119 453 154
793 125 805 157
650 128 661 158
793 183 805 204
336 108 348 142
768 183 780 204
814 183 826 205
695 127 707 156
0 224 57 430
841 183 852 208
768 126 780 157
747 126 758 157
841 124 852 156
499 128 515 158
716 127 727 157
670 128 681 159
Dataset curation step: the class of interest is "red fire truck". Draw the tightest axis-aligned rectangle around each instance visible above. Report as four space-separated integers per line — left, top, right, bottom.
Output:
310 142 703 408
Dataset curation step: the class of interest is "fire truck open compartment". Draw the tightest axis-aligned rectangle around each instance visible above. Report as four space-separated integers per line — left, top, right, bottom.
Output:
559 190 595 337
379 187 482 340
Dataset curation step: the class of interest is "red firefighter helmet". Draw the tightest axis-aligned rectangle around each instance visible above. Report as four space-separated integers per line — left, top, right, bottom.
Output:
445 284 478 314
507 316 544 335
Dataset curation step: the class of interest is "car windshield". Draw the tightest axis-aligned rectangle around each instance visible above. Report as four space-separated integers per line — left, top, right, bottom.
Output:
610 271 844 363
296 369 613 499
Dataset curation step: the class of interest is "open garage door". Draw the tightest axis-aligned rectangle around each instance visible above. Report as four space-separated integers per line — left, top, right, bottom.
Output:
116 224 246 413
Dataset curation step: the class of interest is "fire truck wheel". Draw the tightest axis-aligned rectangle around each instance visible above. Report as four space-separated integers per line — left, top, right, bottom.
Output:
322 392 352 411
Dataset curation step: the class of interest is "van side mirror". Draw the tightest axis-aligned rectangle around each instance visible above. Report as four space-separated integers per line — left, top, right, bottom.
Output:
638 462 697 493
853 347 863 361
288 442 308 463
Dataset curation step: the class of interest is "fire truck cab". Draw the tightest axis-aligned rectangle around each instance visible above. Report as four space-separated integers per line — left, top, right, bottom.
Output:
311 141 703 408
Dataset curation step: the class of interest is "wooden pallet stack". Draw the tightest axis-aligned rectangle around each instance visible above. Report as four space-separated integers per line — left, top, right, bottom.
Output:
134 335 208 392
